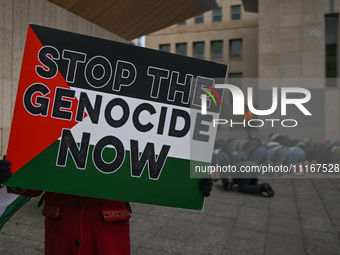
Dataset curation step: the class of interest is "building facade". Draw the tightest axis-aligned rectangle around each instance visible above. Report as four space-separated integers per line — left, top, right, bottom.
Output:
145 0 258 97
256 0 340 141
145 0 259 134
146 0 340 141
0 0 127 156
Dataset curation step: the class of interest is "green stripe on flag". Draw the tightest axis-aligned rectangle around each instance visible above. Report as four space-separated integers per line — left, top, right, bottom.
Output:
0 194 30 230
5 140 207 210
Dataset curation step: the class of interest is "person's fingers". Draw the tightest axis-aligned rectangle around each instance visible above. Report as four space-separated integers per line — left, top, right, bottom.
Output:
0 159 10 167
0 166 11 172
0 171 12 183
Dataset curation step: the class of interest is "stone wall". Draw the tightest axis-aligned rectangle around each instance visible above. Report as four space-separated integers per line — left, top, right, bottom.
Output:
257 0 340 141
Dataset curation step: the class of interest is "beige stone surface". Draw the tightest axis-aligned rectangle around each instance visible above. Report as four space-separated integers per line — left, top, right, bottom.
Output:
301 51 323 64
146 0 258 76
301 37 324 51
259 28 280 43
2 127 9 157
301 63 324 78
259 0 337 82
301 0 327 14
259 15 280 29
260 53 280 66
259 65 280 78
280 52 301 65
279 27 301 41
302 13 324 26
257 0 340 140
280 64 301 77
325 89 340 140
280 2 302 16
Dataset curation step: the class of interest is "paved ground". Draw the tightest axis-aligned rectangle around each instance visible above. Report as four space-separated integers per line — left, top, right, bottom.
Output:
1 176 340 255
1 128 340 254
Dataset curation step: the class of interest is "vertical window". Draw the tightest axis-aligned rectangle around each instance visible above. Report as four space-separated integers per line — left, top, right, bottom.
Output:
176 43 187 56
211 41 223 60
178 20 186 26
231 5 241 20
159 44 170 53
195 14 204 24
194 42 205 59
229 73 243 103
212 7 222 22
230 39 242 58
325 14 338 87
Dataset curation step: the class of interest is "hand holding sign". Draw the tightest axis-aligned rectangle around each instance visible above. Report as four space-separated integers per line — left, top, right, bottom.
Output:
0 156 11 184
199 176 213 197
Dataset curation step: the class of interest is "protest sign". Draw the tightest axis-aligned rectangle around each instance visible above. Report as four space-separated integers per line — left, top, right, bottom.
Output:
5 25 227 210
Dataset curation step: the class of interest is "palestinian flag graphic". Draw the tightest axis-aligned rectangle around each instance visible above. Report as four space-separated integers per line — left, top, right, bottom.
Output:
0 187 30 230
4 25 227 210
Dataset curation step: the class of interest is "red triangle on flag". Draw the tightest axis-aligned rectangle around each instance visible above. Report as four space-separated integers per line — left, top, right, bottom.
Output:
6 25 79 174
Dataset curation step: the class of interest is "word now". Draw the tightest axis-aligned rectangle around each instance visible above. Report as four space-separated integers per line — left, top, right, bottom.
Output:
57 129 169 179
